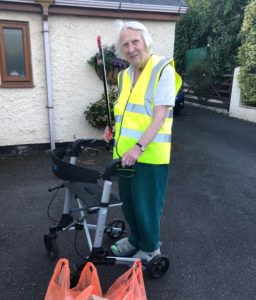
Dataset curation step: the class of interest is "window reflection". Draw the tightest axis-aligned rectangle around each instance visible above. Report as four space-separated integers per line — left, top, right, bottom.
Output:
3 28 25 77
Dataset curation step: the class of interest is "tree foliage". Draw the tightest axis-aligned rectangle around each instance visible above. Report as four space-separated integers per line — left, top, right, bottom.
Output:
238 0 256 106
175 0 249 78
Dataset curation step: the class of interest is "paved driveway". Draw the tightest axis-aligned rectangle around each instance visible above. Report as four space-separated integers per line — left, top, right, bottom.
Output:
0 105 256 299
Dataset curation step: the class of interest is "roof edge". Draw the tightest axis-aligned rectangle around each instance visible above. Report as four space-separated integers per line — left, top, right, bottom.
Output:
55 0 188 14
0 0 188 15
0 0 36 3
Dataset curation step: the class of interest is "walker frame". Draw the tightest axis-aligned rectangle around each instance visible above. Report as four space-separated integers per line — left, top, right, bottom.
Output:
44 139 169 279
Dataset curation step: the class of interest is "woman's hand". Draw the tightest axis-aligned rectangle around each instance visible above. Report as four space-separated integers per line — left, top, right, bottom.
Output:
121 145 142 167
103 126 113 143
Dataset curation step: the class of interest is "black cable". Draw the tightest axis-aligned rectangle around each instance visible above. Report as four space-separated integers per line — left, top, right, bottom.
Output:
47 187 62 222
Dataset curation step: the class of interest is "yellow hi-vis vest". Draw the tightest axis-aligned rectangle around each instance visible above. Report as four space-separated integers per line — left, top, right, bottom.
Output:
113 54 182 164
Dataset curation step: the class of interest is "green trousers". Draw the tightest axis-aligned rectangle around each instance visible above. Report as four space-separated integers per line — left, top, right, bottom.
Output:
118 162 169 252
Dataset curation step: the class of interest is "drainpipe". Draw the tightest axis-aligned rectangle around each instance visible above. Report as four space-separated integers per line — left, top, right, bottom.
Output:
36 0 55 150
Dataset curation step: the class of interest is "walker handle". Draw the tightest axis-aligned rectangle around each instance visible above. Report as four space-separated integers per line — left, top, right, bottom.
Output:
102 159 121 180
102 160 136 180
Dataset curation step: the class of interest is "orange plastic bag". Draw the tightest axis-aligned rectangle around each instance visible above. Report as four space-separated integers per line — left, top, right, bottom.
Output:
104 260 147 300
45 258 103 300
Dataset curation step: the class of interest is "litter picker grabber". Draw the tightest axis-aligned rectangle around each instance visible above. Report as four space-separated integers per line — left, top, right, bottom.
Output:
97 35 112 137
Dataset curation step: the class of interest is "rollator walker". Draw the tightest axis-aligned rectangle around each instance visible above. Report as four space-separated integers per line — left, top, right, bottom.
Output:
44 139 170 279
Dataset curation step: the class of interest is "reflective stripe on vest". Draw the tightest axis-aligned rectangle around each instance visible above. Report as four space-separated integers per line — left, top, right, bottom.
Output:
115 114 122 123
115 106 173 123
114 127 171 146
118 70 125 95
144 57 170 107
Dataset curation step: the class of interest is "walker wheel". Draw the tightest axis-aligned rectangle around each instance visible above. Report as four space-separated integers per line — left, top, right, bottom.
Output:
44 233 59 260
147 255 170 279
106 219 126 239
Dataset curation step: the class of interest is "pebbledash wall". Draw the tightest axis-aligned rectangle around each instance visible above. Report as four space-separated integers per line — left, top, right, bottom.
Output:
0 10 176 147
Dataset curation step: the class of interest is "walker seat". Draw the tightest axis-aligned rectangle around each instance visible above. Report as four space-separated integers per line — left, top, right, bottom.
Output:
64 182 120 208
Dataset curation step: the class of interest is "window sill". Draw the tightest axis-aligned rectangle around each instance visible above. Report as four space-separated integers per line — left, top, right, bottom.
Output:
0 82 34 88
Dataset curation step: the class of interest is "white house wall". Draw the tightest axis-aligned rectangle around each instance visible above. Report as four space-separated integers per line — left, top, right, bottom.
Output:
0 11 176 146
0 11 49 146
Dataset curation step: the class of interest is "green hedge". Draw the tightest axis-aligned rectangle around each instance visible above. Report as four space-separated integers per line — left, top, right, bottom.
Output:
238 0 256 106
174 0 249 101
175 0 249 77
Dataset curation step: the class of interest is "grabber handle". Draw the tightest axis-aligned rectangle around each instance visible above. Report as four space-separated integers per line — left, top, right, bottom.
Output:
97 35 102 50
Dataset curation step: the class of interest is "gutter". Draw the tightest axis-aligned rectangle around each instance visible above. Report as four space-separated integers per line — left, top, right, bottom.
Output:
1 0 188 14
0 0 37 3
55 0 188 14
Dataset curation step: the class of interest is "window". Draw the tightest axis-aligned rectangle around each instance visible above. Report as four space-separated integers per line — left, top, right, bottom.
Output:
0 21 33 87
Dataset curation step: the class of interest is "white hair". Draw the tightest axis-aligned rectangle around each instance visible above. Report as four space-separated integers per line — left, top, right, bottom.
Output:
114 20 153 59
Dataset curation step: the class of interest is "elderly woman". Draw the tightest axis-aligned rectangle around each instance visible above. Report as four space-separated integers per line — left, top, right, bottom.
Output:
105 20 181 261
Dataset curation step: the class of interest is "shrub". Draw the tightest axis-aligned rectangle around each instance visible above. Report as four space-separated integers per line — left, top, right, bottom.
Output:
185 61 215 99
84 88 118 129
238 0 256 106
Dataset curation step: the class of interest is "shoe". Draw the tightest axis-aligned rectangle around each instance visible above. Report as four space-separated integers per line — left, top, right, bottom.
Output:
132 248 161 261
111 237 138 257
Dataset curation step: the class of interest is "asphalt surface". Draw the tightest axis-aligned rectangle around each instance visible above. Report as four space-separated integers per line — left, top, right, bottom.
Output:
0 105 256 300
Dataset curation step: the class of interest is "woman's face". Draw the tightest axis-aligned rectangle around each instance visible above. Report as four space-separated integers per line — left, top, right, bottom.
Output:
120 28 149 68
